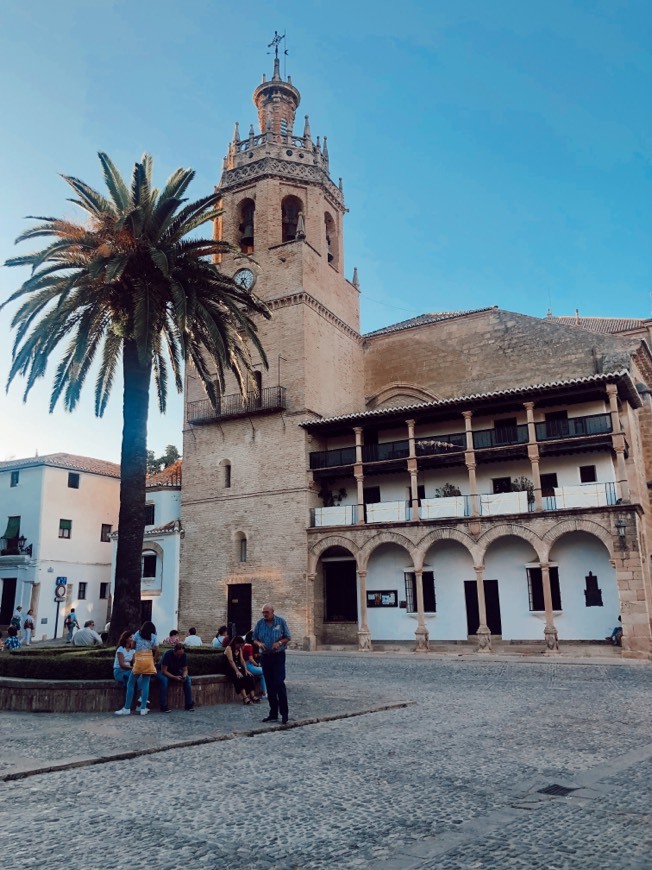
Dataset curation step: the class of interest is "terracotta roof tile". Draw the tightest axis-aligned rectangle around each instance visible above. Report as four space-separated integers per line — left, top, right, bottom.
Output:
146 459 182 487
299 370 640 429
364 308 498 338
546 315 650 335
0 452 120 478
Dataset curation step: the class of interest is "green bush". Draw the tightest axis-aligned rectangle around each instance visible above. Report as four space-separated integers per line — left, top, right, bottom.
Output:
0 647 226 680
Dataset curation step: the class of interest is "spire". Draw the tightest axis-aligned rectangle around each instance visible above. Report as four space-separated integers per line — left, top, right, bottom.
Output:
248 124 255 143
303 115 312 143
232 121 240 143
323 136 329 163
272 56 281 81
352 267 360 290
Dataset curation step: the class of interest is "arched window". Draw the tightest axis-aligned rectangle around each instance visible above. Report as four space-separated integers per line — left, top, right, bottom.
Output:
281 195 304 242
142 550 157 579
238 198 255 253
219 459 232 489
324 212 339 269
250 370 263 408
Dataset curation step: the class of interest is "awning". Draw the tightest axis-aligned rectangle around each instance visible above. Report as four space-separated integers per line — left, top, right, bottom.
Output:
3 516 20 540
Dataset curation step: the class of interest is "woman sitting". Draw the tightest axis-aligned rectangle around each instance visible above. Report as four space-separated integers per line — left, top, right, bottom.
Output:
113 631 136 686
243 630 267 699
223 636 259 704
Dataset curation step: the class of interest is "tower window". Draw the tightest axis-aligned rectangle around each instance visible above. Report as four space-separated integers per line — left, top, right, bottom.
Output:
142 552 157 578
220 460 232 489
324 212 339 269
145 504 155 526
68 472 80 489
238 198 255 254
280 118 288 136
281 195 304 242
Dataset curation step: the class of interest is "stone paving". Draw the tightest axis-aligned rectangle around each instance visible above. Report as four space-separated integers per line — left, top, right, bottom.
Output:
1 651 651 869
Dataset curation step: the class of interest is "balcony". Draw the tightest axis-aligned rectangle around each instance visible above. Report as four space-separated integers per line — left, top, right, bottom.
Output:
308 413 616 472
535 413 612 441
311 504 358 527
309 446 356 471
362 440 410 463
473 424 529 449
187 386 286 425
307 482 618 528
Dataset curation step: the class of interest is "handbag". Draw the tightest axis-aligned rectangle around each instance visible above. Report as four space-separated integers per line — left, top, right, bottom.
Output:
132 649 157 676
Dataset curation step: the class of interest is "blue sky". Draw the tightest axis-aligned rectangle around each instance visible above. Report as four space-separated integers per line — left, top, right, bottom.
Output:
0 0 650 462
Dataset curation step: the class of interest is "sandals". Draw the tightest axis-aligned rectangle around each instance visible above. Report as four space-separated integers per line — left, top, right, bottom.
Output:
243 698 251 705
251 696 261 703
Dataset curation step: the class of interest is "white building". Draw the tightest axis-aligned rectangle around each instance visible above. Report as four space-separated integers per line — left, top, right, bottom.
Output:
110 460 182 635
0 454 120 638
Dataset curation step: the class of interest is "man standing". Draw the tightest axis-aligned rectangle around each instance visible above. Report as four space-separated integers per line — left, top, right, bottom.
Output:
157 643 194 712
11 605 23 637
64 608 79 643
23 609 36 646
71 620 103 646
252 604 291 724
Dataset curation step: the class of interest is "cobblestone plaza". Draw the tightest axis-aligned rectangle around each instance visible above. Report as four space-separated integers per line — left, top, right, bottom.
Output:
1 652 650 868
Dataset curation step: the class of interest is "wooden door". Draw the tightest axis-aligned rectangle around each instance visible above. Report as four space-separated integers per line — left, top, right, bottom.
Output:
464 579 502 636
227 583 252 636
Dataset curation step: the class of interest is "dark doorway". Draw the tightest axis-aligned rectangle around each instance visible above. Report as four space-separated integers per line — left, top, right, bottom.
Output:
0 578 17 625
227 583 252 636
140 599 153 624
464 579 502 635
324 561 358 622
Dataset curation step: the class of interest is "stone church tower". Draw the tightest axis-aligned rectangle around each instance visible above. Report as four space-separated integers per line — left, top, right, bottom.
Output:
179 56 363 645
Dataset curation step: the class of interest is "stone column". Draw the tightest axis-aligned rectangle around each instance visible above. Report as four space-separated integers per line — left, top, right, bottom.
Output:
354 427 365 524
540 562 560 654
357 569 372 650
613 514 652 659
606 384 630 502
474 565 492 652
463 411 479 517
524 401 542 511
406 419 419 521
413 568 429 651
303 572 317 651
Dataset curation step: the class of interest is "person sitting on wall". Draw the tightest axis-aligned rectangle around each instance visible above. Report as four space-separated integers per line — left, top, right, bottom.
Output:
212 626 230 648
243 630 267 699
4 625 22 651
609 616 623 647
157 643 194 712
222 636 259 705
72 620 103 647
162 629 181 646
183 627 203 647
113 631 137 686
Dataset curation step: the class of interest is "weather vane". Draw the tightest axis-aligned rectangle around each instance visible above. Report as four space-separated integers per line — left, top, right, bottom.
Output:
268 31 288 60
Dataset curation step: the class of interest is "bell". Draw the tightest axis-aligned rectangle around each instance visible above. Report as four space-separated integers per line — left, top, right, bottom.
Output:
241 223 254 244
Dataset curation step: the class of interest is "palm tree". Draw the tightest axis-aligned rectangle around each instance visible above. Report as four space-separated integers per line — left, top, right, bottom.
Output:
2 153 270 642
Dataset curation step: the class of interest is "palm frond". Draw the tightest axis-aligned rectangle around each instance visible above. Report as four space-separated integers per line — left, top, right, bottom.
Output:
98 152 130 211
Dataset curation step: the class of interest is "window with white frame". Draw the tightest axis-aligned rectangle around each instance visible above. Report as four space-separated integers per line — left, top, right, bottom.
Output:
59 519 72 539
404 572 436 613
527 566 562 611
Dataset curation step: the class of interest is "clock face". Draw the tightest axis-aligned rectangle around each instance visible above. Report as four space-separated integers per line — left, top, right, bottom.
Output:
233 268 256 290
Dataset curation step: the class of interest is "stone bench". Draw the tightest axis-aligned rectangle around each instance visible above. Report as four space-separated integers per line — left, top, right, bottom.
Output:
0 673 256 713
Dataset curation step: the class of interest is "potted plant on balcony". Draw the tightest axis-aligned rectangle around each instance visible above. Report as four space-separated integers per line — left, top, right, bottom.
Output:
433 483 462 498
318 486 347 507
511 476 535 504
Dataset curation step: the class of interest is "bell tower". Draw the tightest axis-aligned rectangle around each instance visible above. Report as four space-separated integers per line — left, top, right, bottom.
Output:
180 44 364 649
214 49 357 329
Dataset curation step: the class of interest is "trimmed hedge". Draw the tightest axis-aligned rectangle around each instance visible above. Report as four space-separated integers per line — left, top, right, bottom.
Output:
0 646 227 681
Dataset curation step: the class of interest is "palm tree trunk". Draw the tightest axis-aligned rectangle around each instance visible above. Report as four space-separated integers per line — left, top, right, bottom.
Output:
109 339 151 642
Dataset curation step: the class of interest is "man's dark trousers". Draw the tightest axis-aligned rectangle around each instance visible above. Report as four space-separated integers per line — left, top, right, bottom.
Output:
157 673 193 709
261 651 288 720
